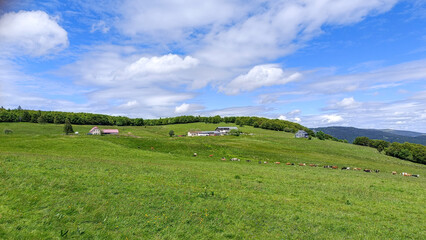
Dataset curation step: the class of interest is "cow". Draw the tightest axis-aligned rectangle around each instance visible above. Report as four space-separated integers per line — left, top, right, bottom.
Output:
353 168 362 171
364 169 372 173
221 157 226 161
193 153 197 157
323 165 332 168
412 174 420 178
264 161 268 164
151 146 155 150
331 166 338 169
309 164 318 167
275 162 281 164
392 171 397 175
286 162 292 165
258 161 262 164
374 169 380 173
209 154 214 157
299 163 306 166
341 167 350 170
246 160 251 162
230 158 240 161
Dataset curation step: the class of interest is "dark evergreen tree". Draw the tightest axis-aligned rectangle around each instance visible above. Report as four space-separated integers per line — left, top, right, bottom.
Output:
64 119 74 135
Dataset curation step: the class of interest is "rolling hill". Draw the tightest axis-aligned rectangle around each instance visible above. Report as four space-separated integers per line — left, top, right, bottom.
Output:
0 122 425 239
313 126 426 145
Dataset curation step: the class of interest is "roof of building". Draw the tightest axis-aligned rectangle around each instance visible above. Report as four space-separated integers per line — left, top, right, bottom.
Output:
102 129 119 134
216 127 238 130
89 126 99 132
296 130 308 133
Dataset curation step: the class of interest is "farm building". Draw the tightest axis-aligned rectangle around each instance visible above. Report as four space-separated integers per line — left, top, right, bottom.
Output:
88 127 119 135
188 131 221 137
295 130 309 138
215 127 238 134
89 126 101 135
102 129 119 135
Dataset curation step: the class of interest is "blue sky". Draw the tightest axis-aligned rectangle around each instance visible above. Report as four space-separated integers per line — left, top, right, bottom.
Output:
0 0 425 132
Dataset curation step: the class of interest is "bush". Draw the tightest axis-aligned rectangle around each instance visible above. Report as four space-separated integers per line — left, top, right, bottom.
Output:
169 130 175 137
229 129 242 136
4 129 13 134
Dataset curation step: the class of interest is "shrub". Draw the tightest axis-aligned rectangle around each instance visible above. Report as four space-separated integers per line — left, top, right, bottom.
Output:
169 130 175 137
4 129 13 134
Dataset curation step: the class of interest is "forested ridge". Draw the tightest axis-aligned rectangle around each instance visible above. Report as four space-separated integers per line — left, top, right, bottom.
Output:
0 107 314 136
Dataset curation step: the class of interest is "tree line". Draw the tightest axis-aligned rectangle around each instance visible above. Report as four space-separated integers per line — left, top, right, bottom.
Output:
0 107 314 136
353 136 425 165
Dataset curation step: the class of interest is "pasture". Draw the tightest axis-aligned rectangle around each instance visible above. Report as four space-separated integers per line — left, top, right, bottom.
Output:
0 122 425 239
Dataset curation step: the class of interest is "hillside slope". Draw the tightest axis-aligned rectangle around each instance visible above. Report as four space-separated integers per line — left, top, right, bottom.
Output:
0 122 425 239
314 126 426 145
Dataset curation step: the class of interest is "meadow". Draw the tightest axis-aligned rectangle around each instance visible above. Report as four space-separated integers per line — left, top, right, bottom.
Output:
0 122 425 239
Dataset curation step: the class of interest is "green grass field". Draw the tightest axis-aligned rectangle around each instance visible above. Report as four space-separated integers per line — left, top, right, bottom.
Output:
1 122 425 239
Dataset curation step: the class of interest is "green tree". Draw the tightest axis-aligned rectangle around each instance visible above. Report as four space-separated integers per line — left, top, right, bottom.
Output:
169 130 175 137
37 115 46 124
316 131 326 140
63 119 74 135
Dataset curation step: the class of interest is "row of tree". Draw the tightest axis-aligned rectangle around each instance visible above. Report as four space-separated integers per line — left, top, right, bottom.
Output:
0 108 314 136
353 136 425 164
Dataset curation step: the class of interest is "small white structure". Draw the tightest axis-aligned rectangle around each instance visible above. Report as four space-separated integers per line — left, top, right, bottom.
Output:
215 127 238 134
295 130 309 138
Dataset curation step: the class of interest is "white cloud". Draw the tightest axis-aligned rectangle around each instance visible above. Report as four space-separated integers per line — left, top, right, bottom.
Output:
321 114 344 124
91 20 110 33
309 59 426 94
175 103 190 114
117 0 245 38
0 10 68 56
196 0 398 66
220 65 302 95
124 54 199 76
278 115 287 120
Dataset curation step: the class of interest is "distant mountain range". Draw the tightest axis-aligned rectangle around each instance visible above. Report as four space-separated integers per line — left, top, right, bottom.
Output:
312 126 426 145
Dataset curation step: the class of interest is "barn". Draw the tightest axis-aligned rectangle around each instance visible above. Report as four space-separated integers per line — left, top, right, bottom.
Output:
295 130 309 138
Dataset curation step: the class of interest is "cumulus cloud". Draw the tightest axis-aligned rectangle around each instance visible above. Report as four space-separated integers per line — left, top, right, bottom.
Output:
0 10 68 56
124 54 199 76
321 114 344 124
220 65 302 95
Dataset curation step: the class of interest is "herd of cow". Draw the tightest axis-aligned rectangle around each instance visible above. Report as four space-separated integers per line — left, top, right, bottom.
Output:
192 153 420 178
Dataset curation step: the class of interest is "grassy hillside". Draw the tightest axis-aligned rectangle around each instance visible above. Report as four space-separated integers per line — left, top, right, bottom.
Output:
1 122 425 239
314 126 426 145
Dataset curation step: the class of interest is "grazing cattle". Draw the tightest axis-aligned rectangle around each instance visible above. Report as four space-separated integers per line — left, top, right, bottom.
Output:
209 154 214 157
374 169 380 173
258 161 262 164
324 165 332 168
392 171 397 175
221 157 226 161
264 161 268 164
291 163 295 165
364 169 372 173
286 162 292 165
193 153 197 157
299 163 306 166
309 164 318 167
341 167 350 170
275 162 281 164
353 168 362 171
246 160 251 162
402 172 412 176
331 166 338 169
412 174 420 178
230 158 240 161
151 146 155 150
